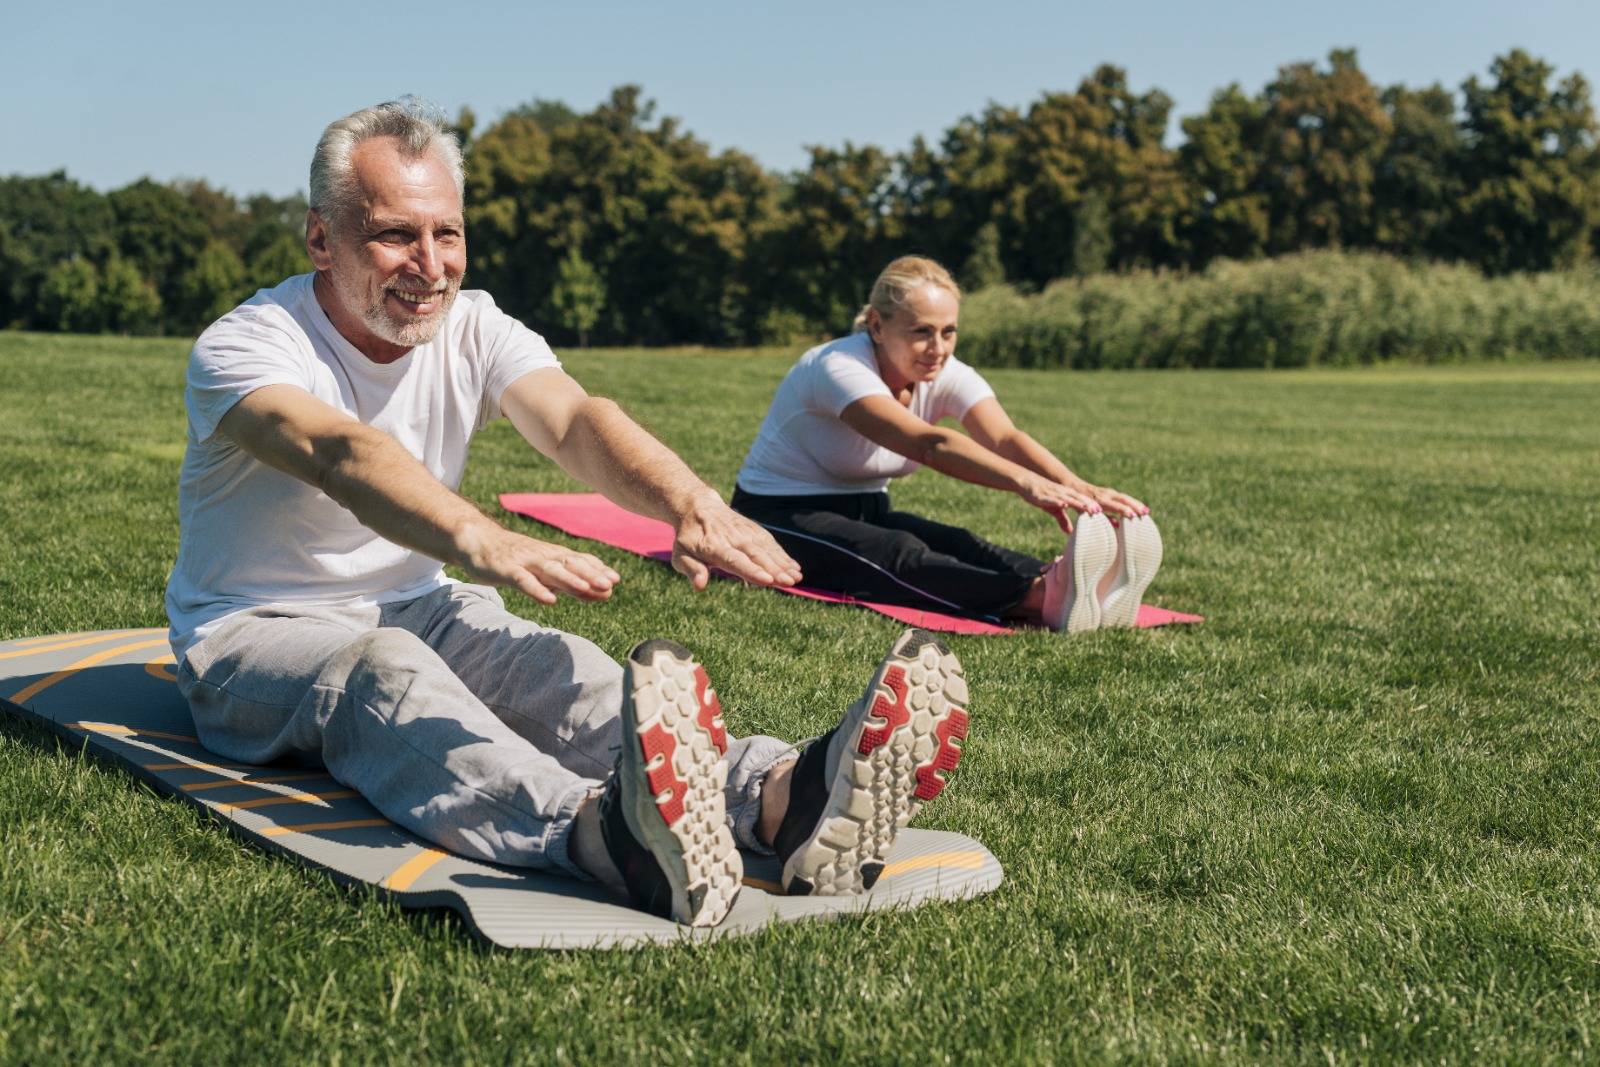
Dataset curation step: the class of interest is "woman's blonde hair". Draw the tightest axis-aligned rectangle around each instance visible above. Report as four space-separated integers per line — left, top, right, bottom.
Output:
852 256 961 333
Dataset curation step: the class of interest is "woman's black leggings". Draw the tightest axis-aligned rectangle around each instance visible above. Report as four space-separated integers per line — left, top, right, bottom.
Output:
731 486 1047 620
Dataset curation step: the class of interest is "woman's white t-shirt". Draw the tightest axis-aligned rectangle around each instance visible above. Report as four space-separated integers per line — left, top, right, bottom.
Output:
736 332 995 496
164 274 560 660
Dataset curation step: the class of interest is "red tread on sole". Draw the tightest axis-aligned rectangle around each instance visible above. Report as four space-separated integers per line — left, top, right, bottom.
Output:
914 707 968 801
857 665 911 755
692 666 728 754
640 721 686 826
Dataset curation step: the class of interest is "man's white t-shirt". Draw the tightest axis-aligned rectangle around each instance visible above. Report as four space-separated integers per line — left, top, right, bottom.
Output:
165 274 560 661
736 332 995 496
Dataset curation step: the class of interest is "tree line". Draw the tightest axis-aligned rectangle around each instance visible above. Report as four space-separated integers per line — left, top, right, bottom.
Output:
3 48 1595 346
0 174 309 338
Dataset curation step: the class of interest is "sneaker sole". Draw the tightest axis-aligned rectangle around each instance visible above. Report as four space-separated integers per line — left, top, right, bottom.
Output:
1066 514 1118 634
781 629 970 897
1101 516 1164 629
620 639 742 926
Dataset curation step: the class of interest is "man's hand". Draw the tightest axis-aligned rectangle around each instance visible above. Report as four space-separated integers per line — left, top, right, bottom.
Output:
670 490 802 590
456 520 621 605
501 371 800 590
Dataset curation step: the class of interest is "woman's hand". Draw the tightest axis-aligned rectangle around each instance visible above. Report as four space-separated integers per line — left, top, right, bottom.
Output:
1084 484 1150 521
1018 475 1101 533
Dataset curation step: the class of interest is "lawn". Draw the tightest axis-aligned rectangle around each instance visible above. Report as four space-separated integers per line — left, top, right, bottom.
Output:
2 332 1598 1064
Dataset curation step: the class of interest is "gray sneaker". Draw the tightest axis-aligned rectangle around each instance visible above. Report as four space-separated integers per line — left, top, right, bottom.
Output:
773 629 970 896
599 638 742 926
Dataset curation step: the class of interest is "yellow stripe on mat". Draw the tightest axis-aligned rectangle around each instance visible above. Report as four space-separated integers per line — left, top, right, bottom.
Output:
262 819 391 838
145 653 177 682
213 790 359 814
68 721 198 744
9 638 172 703
381 849 449 891
878 851 985 879
0 630 164 659
8 634 91 649
181 772 332 793
740 851 985 894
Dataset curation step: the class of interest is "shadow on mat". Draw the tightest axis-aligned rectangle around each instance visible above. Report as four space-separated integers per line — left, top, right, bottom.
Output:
450 870 615 903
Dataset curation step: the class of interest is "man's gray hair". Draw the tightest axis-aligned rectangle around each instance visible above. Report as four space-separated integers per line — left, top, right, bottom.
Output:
309 96 465 228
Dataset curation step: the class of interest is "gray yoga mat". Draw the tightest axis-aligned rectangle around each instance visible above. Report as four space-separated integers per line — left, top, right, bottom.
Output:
0 628 1003 949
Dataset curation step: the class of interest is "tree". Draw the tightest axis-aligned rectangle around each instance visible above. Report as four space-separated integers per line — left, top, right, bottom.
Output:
1069 193 1114 276
1455 49 1600 272
37 258 102 333
1373 84 1463 257
547 246 604 346
999 66 1189 284
98 254 162 334
899 107 1026 280
175 242 248 331
108 178 211 329
1179 85 1271 263
446 105 478 152
173 179 248 252
1257 49 1392 252
960 220 1006 290
244 230 309 290
758 142 902 333
463 107 557 317
240 192 309 253
466 86 783 345
0 171 115 329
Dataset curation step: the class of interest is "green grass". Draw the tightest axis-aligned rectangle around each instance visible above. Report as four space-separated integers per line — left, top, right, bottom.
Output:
2 332 1599 1064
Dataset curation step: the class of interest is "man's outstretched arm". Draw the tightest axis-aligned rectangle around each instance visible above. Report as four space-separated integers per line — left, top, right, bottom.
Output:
501 368 801 589
215 383 621 605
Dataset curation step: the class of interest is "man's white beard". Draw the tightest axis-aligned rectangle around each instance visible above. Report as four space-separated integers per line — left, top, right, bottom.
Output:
344 272 462 348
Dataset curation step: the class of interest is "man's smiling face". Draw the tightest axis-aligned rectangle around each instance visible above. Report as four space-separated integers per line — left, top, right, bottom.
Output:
308 135 466 360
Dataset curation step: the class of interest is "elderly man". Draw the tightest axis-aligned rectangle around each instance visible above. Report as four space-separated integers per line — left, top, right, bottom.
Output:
165 99 970 926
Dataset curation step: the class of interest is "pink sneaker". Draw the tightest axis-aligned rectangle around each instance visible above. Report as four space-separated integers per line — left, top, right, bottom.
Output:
1098 516 1164 628
1041 513 1117 633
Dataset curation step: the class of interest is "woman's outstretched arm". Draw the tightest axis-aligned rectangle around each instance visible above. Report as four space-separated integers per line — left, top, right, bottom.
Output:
960 398 1148 519
840 395 1098 531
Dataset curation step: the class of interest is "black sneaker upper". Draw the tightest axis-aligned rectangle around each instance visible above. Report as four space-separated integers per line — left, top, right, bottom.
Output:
596 770 675 919
770 726 837 869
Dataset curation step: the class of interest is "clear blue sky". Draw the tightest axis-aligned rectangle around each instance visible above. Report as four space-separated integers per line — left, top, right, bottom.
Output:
8 0 1595 199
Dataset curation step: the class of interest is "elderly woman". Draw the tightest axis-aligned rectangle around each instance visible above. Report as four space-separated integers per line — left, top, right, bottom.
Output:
731 256 1162 633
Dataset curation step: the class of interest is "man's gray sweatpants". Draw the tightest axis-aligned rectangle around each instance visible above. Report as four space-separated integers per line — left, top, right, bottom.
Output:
176 583 792 878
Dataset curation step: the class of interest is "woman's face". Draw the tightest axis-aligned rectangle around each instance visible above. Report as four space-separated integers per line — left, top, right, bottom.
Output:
869 283 960 391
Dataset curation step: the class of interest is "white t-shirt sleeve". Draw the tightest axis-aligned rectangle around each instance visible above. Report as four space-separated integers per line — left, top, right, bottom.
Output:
185 315 315 445
928 358 997 423
811 349 893 418
467 293 562 427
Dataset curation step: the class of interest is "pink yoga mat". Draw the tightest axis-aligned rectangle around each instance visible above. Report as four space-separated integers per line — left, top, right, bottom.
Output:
499 493 1203 636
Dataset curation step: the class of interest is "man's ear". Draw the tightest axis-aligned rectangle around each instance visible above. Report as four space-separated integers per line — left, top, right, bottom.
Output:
305 209 334 271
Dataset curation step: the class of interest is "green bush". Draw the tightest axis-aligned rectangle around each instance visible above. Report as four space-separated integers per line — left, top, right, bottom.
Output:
36 258 103 333
958 252 1600 369
98 253 162 335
